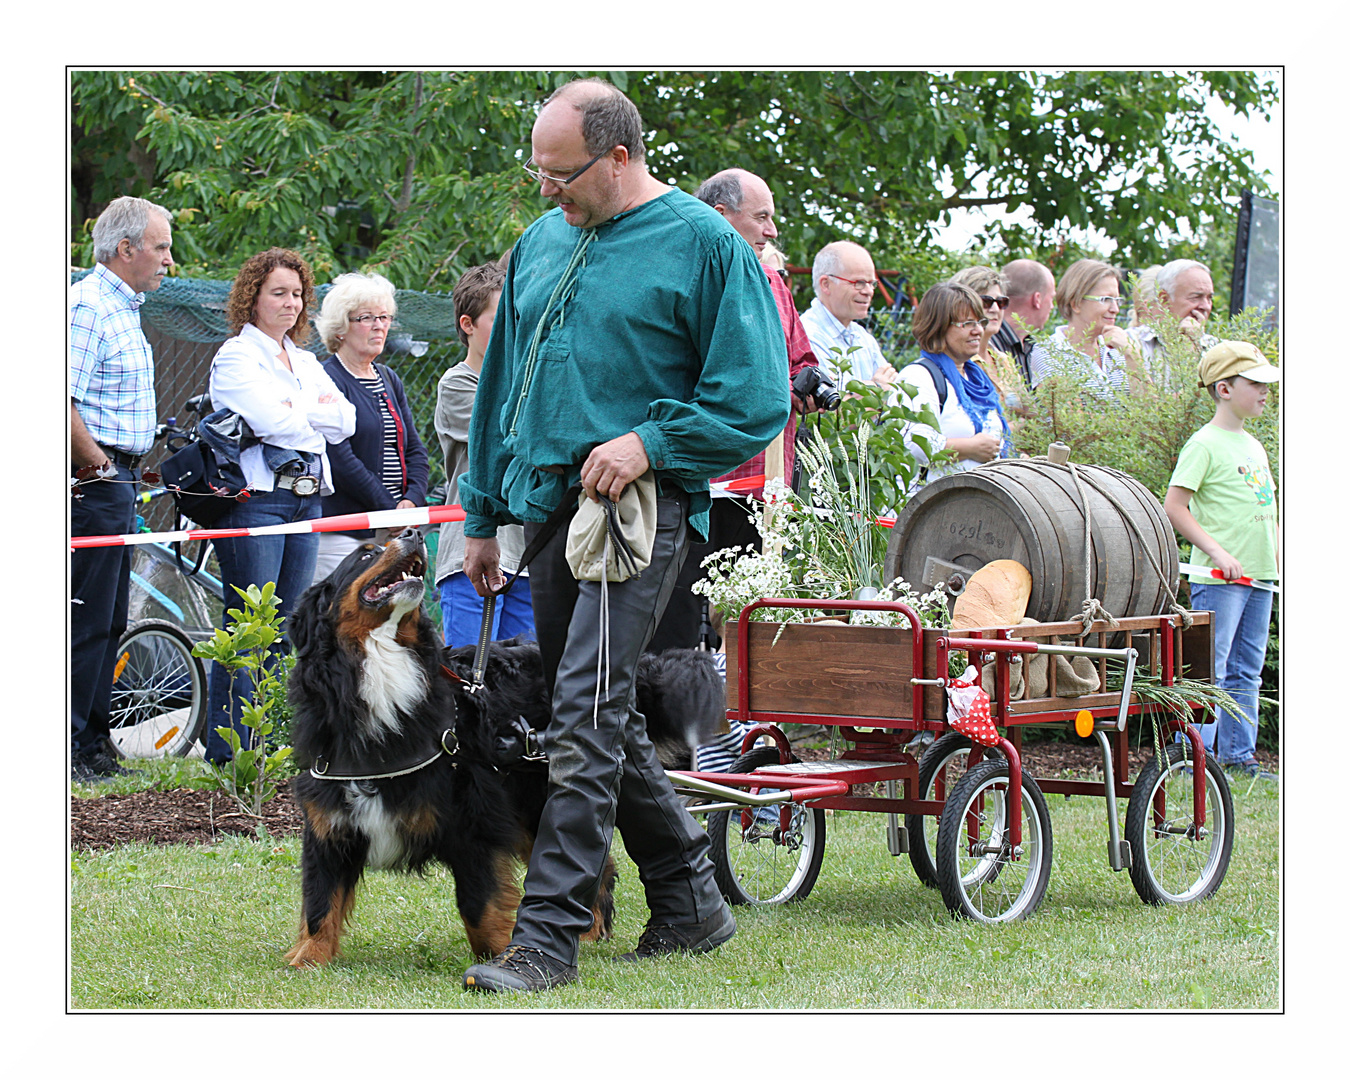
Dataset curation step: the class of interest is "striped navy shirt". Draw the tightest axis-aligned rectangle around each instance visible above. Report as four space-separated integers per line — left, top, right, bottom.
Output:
354 371 404 499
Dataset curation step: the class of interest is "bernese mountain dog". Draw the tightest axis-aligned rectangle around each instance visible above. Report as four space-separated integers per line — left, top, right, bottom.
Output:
283 528 725 969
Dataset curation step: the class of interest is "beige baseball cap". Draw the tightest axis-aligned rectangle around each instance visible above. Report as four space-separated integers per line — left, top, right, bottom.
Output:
1198 340 1280 387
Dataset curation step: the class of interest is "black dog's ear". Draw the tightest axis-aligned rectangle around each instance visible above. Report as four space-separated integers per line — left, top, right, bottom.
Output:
288 577 337 657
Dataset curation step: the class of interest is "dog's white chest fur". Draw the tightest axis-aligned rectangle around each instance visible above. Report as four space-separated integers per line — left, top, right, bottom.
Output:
358 617 427 737
342 786 405 869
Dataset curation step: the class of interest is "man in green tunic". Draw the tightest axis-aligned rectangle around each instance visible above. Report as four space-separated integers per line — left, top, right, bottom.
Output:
460 78 789 993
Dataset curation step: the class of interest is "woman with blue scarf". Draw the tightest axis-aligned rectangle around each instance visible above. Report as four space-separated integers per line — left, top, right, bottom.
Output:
897 282 1010 489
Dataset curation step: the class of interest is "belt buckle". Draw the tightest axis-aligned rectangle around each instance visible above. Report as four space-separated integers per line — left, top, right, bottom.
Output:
292 475 320 497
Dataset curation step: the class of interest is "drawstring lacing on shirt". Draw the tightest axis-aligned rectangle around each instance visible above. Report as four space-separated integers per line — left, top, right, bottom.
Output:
510 227 597 437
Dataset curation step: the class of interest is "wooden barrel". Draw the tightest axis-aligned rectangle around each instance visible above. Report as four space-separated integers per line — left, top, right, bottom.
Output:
883 460 1178 625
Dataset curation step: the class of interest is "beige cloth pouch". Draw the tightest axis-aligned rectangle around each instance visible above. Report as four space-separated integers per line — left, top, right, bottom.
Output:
565 470 658 582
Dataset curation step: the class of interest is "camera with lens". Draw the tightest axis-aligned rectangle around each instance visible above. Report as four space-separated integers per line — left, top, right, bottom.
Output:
791 365 842 411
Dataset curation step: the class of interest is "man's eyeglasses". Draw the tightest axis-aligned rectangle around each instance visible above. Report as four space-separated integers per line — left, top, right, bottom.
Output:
349 314 393 327
951 318 990 331
522 149 612 188
981 294 1011 309
828 274 878 292
1084 295 1122 306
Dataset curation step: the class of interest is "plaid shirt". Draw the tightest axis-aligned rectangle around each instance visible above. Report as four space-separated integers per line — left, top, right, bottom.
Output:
713 266 816 497
70 263 156 455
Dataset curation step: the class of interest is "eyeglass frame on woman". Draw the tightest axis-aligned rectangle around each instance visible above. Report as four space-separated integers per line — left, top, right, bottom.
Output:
521 148 614 188
950 317 990 331
1083 294 1122 306
980 294 1011 309
827 273 879 291
348 314 393 327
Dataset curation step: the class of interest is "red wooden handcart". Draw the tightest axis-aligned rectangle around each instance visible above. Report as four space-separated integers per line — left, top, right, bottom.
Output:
668 598 1232 924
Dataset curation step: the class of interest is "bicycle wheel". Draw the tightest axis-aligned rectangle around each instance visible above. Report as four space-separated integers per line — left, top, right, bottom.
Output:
108 619 207 758
1124 743 1234 905
906 733 1004 888
935 758 1052 923
707 747 827 906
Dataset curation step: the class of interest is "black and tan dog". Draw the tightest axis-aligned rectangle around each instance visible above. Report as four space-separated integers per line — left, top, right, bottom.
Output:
284 529 723 968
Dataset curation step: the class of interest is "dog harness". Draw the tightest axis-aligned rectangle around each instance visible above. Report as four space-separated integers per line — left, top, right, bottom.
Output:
306 677 460 782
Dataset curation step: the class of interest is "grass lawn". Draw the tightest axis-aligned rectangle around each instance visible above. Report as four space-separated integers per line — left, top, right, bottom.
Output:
69 771 1280 1011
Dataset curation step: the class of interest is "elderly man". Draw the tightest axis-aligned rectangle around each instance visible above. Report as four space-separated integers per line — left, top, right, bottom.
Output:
459 79 788 992
1127 258 1219 369
991 258 1056 389
70 196 174 781
644 167 820 655
800 240 895 391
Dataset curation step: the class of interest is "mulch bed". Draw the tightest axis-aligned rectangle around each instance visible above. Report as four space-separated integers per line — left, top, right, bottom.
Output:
69 742 1278 852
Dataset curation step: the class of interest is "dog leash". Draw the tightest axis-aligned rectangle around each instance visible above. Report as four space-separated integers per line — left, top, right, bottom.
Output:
468 482 583 691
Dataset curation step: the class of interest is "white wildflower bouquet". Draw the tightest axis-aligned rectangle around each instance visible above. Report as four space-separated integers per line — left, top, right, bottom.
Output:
693 422 953 632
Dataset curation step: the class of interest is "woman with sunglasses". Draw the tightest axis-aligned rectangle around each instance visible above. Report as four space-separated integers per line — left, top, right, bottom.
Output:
1044 258 1142 396
950 265 1027 416
310 271 429 583
897 282 1009 489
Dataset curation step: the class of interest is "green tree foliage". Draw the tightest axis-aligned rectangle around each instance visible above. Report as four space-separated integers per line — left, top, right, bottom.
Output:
71 70 1279 288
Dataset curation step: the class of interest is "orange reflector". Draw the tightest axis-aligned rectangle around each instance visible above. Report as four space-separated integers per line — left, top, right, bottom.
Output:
154 727 180 750
113 652 129 682
1074 710 1094 738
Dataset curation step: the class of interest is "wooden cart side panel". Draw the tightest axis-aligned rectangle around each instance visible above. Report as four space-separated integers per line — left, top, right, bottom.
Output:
724 622 944 720
1178 611 1215 684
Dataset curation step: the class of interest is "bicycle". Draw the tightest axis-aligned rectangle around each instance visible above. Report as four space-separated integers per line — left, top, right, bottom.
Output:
108 398 224 759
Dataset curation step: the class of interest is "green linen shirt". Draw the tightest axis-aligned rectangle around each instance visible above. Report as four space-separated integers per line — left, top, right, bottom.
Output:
461 188 789 541
1169 423 1279 583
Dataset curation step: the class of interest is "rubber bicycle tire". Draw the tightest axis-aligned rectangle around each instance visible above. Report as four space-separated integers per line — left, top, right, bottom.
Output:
1124 743 1234 905
707 746 827 906
906 733 1004 888
108 619 208 758
935 757 1052 922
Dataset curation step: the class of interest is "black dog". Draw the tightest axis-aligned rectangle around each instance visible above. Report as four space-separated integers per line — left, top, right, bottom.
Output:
284 530 724 968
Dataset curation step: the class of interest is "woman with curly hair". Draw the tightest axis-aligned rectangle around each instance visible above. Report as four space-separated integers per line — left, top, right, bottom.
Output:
309 271 428 583
203 248 355 762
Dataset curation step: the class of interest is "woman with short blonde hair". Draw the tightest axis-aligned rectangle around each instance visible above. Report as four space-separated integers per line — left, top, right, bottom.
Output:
1045 258 1140 395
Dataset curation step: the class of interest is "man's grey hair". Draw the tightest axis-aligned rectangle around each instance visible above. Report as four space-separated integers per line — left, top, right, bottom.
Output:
811 242 857 297
811 241 873 297
694 170 745 213
1156 259 1211 299
92 196 173 264
1000 258 1052 299
543 78 646 163
315 272 399 355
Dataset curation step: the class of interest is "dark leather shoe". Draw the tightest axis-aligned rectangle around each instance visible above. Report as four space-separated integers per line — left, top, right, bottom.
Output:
463 945 578 993
618 903 736 960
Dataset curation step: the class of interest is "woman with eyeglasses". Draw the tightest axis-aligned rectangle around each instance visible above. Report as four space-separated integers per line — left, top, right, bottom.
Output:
1044 259 1142 396
949 265 1027 417
204 248 356 762
896 282 1009 489
310 271 429 583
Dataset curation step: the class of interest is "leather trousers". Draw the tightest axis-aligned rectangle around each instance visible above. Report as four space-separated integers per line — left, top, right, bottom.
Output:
515 491 725 964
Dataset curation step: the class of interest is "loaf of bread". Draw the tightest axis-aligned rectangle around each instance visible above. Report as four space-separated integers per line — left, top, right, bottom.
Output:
951 560 1033 630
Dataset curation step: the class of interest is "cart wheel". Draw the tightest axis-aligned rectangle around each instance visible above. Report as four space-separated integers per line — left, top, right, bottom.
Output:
108 619 208 758
707 746 826 906
935 758 1052 923
1124 744 1234 905
906 733 1004 888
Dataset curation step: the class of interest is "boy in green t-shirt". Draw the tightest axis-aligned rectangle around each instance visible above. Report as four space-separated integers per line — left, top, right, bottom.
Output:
1164 341 1280 780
